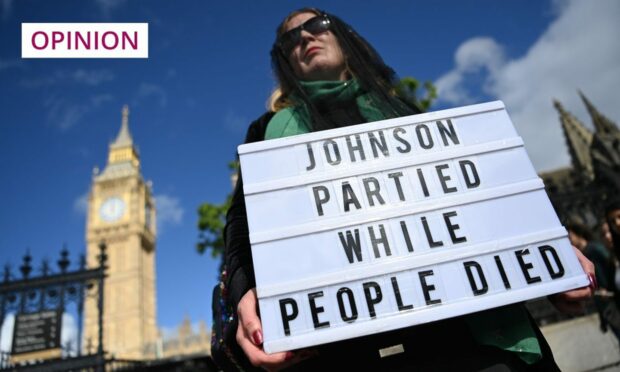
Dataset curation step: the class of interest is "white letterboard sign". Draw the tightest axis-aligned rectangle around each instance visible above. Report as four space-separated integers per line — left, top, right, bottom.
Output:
238 101 588 354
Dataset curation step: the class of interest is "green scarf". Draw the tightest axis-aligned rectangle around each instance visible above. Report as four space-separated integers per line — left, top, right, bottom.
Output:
265 79 387 139
264 79 542 364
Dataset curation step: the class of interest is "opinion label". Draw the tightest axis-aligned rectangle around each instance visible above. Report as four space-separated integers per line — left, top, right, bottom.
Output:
22 23 148 58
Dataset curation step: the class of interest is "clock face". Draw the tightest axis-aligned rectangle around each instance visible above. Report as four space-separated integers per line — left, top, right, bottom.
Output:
100 197 126 222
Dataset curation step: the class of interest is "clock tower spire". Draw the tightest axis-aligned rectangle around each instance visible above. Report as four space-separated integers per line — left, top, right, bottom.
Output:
104 104 140 172
83 105 158 359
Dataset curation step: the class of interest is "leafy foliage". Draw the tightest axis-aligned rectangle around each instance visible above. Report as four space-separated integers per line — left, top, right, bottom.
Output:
395 77 438 112
196 161 238 258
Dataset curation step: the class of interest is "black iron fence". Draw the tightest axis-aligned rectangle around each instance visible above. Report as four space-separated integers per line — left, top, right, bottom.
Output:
0 243 107 371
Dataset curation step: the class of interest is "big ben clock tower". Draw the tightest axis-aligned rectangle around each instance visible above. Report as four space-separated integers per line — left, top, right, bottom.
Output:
83 105 157 359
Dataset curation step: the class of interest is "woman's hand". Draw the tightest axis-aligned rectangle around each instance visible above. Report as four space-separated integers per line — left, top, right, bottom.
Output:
548 247 595 314
236 288 316 371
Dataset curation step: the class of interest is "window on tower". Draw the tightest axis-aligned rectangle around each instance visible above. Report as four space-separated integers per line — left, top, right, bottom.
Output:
145 203 152 230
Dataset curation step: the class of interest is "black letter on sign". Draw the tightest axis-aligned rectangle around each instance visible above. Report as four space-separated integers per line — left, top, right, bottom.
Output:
421 217 443 248
391 277 413 311
463 261 488 296
312 186 330 216
363 281 383 318
393 127 411 153
443 211 467 244
346 134 366 162
337 287 358 323
459 160 480 188
338 229 363 263
279 298 298 336
388 172 405 201
437 119 460 146
342 182 362 212
400 221 414 252
368 224 391 258
305 143 316 171
363 177 385 206
323 139 341 165
538 245 565 279
308 291 330 329
417 168 430 197
415 124 434 149
515 249 542 284
494 255 511 289
436 164 457 193
419 270 442 305
368 131 389 158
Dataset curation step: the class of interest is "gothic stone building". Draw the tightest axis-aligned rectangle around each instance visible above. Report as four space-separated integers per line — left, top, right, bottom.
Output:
540 93 620 232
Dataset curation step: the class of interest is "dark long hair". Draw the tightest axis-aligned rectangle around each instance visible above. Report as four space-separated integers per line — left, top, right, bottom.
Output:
270 8 421 131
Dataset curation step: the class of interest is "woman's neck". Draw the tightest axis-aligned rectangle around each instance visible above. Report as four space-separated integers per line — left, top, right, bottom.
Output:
302 68 349 82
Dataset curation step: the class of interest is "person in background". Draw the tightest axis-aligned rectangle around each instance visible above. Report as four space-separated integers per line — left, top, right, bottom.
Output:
220 8 596 371
567 222 608 289
567 222 620 340
595 200 620 344
601 222 613 253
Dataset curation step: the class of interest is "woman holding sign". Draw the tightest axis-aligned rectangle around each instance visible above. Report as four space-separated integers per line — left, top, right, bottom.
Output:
218 8 595 371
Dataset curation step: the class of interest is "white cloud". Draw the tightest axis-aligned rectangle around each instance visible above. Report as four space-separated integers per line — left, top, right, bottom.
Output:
21 71 115 130
20 69 115 88
166 69 177 79
95 0 127 17
0 314 14 352
90 94 114 107
134 83 167 108
435 0 620 171
1 0 14 21
0 59 21 72
224 109 249 134
435 37 505 105
455 37 505 75
73 192 89 215
61 313 78 357
45 97 88 130
45 93 114 130
154 194 184 233
71 69 115 86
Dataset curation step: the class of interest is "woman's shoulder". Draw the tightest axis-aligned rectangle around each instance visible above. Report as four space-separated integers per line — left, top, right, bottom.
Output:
265 106 310 140
244 107 310 143
244 111 276 144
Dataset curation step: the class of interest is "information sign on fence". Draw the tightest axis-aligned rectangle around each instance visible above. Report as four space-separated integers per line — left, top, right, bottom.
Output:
12 310 62 355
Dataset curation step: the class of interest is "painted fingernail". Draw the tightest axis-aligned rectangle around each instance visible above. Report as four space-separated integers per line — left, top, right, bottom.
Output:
285 351 295 361
588 273 598 290
252 330 263 345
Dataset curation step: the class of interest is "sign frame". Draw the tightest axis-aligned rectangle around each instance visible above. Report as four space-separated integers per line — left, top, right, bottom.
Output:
11 310 62 357
238 101 589 353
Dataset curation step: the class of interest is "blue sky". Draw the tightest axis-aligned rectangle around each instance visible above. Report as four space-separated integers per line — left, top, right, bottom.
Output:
0 0 618 342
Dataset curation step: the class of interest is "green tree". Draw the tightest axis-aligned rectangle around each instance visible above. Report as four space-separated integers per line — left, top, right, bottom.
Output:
395 77 437 112
197 78 437 259
196 160 238 259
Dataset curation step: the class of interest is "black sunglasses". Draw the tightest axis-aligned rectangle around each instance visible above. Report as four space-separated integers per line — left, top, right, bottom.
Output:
278 15 331 54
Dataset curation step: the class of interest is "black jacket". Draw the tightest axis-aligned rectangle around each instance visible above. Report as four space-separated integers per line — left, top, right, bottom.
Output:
220 111 559 371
